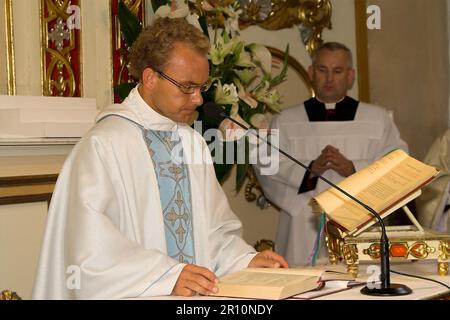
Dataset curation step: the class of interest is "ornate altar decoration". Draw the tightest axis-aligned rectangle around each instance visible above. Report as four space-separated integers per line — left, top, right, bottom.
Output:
40 0 82 97
0 289 22 300
325 191 450 277
238 0 332 55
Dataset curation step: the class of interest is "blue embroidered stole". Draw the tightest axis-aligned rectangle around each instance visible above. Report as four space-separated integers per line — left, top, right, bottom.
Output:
144 129 195 264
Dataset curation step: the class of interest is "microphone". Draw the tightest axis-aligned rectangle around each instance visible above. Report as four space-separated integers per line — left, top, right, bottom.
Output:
204 102 412 296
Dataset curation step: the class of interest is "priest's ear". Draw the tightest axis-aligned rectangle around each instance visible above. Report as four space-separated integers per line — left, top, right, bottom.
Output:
141 67 158 90
346 67 356 89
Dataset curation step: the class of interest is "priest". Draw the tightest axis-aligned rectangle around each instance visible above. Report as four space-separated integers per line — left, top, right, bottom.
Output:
254 42 408 266
33 17 288 300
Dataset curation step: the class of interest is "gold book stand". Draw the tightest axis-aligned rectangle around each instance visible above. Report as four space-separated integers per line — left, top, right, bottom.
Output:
325 190 450 277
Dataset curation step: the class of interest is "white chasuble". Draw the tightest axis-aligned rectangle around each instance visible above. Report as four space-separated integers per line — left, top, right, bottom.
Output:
32 87 256 299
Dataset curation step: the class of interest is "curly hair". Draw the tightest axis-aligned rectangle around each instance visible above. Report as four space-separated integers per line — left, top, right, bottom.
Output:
129 17 210 80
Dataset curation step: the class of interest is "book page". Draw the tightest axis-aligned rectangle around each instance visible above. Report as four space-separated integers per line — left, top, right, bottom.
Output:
312 149 409 214
214 269 320 299
314 151 438 231
236 267 353 280
244 267 324 277
219 271 314 287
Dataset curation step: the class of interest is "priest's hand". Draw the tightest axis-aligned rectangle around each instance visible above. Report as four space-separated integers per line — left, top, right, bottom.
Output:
248 250 289 268
172 264 219 297
312 145 355 177
323 145 355 177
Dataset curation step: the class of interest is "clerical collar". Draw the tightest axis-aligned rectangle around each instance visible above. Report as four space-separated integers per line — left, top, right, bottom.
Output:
304 96 359 121
131 85 178 131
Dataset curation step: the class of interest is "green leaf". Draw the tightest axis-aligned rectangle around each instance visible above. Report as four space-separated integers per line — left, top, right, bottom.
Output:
270 44 290 87
198 15 209 39
214 163 233 183
118 0 142 48
114 82 137 101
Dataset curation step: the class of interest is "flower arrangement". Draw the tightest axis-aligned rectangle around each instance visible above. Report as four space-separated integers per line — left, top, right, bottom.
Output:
116 0 288 187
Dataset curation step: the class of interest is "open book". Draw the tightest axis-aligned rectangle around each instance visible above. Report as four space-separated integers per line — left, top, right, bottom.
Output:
311 149 439 235
212 266 354 300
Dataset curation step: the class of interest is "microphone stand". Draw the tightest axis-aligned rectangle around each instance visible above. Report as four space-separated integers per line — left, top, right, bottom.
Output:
223 113 412 296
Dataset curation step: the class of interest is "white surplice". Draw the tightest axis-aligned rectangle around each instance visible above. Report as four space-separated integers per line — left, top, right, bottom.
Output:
32 87 256 299
254 102 408 266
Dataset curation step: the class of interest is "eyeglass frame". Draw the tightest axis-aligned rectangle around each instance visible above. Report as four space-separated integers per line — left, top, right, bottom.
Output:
152 69 212 95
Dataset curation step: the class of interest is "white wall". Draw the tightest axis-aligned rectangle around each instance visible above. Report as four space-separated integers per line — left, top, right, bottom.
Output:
0 202 48 300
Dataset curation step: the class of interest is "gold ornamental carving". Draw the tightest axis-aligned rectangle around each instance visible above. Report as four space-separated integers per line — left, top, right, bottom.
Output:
40 0 82 97
190 0 332 56
0 289 21 300
4 0 16 95
363 241 436 260
343 243 359 276
238 0 332 56
438 240 449 260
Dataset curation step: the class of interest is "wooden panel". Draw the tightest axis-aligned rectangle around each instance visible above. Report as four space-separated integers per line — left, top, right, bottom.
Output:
0 174 57 206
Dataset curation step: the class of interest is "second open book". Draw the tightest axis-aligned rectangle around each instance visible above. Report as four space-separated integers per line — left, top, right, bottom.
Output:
211 266 355 300
310 149 438 235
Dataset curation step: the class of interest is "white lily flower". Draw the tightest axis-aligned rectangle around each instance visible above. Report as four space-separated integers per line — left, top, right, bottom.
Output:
248 43 272 74
210 36 235 65
235 50 256 68
185 12 203 31
234 78 258 109
214 81 239 105
233 68 257 85
154 0 189 19
222 6 243 37
254 81 282 112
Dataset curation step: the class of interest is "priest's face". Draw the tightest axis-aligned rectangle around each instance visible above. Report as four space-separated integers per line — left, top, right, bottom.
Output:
141 43 209 123
308 49 355 103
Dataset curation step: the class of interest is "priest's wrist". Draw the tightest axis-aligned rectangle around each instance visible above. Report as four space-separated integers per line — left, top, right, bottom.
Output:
346 162 356 177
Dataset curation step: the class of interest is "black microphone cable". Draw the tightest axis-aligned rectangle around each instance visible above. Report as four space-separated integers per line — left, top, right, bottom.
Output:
204 102 449 294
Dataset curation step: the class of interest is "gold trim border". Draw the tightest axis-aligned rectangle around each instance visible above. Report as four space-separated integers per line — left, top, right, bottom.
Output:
5 0 15 95
354 0 370 103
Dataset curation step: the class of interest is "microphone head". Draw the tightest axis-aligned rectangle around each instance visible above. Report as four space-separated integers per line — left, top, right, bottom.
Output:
203 102 227 122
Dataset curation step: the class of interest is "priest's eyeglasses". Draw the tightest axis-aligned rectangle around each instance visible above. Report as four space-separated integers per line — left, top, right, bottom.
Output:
157 70 211 95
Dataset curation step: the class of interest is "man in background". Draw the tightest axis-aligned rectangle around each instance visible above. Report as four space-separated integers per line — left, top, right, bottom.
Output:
255 42 408 266
33 17 287 299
